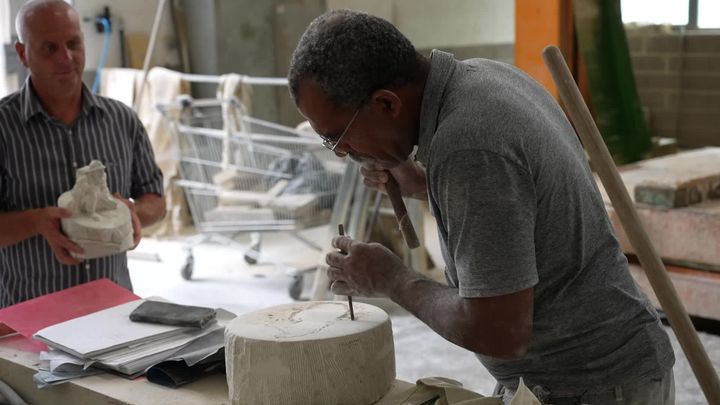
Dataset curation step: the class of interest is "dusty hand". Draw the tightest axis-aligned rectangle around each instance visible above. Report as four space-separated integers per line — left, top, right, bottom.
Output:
326 236 408 297
360 159 428 200
114 193 141 248
33 207 83 265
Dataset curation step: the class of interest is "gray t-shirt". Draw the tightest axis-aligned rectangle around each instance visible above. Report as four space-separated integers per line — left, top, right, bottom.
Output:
416 50 673 392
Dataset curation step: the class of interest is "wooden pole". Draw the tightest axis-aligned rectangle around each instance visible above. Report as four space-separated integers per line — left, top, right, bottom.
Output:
133 0 168 112
384 175 420 249
542 45 720 405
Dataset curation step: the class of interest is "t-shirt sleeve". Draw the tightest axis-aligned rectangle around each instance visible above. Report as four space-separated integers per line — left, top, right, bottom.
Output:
130 117 164 199
433 149 538 298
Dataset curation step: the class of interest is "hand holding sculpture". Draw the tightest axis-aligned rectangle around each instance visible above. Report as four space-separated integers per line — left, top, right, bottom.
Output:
57 160 134 259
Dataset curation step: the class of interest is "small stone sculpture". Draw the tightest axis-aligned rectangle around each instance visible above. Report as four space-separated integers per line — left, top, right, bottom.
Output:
57 160 133 259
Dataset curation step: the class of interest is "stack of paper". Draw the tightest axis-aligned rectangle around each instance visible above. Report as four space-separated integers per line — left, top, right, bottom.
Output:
0 278 139 343
32 299 231 385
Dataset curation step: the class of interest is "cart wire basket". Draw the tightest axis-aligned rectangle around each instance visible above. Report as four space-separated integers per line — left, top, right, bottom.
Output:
157 96 344 287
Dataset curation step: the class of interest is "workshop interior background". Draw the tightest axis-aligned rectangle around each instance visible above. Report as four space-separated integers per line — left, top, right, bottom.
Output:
2 0 720 404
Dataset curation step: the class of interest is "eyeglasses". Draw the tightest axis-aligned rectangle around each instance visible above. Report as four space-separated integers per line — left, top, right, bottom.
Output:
320 108 360 152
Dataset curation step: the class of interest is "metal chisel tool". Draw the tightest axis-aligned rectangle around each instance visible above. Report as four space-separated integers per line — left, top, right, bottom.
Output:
338 224 355 320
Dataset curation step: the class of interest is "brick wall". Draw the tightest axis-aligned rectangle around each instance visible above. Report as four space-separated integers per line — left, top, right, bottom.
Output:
626 27 720 147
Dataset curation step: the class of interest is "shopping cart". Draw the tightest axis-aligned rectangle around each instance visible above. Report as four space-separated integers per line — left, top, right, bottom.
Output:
157 96 345 293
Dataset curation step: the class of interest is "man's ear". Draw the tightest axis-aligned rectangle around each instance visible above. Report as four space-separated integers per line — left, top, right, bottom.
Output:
370 89 402 118
15 42 29 68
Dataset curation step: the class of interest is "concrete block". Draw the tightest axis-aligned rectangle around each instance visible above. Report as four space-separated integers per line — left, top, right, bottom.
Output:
645 35 682 53
631 55 667 72
667 56 682 72
650 112 679 133
683 56 720 73
665 92 680 109
627 35 645 53
635 73 679 90
683 74 720 91
678 111 720 132
637 90 668 110
678 130 720 148
685 35 720 54
678 93 720 111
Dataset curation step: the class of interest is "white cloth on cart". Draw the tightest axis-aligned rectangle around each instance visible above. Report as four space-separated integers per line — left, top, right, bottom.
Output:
100 67 191 236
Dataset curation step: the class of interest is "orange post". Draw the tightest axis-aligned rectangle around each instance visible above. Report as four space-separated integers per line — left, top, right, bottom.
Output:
515 0 575 98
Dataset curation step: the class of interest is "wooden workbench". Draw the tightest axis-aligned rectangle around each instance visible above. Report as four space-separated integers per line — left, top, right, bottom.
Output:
0 335 414 405
0 334 230 405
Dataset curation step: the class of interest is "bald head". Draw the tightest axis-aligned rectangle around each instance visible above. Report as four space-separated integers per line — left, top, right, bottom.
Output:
15 0 76 43
13 0 85 104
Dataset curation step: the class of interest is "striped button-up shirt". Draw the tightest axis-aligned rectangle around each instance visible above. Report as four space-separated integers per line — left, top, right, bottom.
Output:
0 78 163 307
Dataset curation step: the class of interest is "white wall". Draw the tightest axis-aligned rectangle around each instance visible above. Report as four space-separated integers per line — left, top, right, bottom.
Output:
2 0 27 96
5 0 178 72
326 0 393 21
73 0 179 70
326 0 514 49
0 0 10 96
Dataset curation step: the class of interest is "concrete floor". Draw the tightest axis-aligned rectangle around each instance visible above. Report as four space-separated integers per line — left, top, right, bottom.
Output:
129 227 720 404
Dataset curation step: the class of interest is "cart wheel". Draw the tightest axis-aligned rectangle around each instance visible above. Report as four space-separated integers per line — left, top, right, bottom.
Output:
181 255 194 280
244 253 258 265
244 240 261 265
289 275 303 300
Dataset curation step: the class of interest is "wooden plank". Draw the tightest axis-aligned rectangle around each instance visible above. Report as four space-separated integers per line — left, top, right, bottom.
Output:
126 33 150 70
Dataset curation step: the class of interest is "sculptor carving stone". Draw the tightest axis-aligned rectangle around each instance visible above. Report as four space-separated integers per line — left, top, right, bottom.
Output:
57 160 133 259
224 301 396 405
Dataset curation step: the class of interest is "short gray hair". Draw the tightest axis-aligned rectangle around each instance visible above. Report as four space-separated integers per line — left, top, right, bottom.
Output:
15 0 73 43
288 9 420 108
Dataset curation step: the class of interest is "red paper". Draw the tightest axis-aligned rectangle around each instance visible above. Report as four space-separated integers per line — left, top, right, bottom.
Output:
0 278 139 340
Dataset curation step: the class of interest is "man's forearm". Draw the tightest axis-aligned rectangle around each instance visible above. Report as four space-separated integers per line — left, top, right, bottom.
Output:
0 211 38 247
387 269 530 358
134 193 166 227
388 271 477 349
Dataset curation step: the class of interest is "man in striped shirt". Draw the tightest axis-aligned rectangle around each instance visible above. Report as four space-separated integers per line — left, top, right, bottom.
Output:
0 0 165 307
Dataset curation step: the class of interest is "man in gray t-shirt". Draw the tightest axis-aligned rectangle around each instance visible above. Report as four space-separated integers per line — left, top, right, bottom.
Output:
289 9 674 403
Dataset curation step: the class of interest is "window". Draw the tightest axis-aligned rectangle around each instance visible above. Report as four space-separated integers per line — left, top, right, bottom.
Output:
621 0 688 26
697 0 720 29
621 0 720 29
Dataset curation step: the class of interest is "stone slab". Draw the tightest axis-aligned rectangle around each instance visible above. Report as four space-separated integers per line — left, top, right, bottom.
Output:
606 200 720 271
596 149 720 270
606 147 720 208
629 263 720 321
